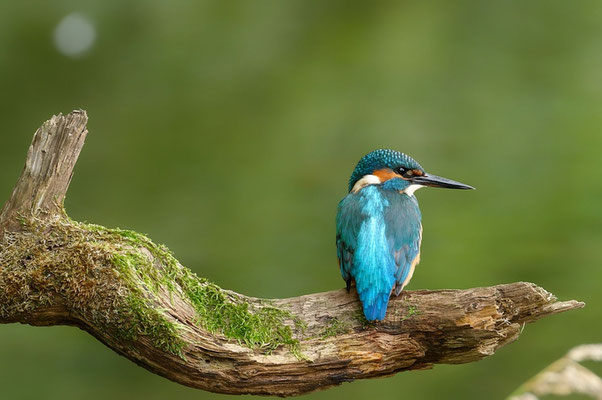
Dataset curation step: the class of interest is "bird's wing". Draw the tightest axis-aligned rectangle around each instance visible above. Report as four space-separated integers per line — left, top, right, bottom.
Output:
335 192 364 287
382 192 422 294
336 186 399 320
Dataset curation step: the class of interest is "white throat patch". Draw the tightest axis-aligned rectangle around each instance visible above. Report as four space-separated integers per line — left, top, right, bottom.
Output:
351 175 425 196
351 174 380 193
403 184 424 197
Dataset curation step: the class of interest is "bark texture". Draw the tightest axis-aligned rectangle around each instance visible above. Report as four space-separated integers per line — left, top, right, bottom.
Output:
0 111 584 397
0 110 87 234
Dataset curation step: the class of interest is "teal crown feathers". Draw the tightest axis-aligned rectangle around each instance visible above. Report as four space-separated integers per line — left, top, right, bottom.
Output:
348 149 423 192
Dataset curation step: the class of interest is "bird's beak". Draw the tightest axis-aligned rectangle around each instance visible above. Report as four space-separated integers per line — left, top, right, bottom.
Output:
412 173 475 190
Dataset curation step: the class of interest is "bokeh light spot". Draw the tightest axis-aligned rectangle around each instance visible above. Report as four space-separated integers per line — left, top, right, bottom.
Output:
53 13 96 58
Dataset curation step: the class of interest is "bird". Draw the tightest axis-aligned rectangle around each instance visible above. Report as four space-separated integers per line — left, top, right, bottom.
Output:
336 149 474 321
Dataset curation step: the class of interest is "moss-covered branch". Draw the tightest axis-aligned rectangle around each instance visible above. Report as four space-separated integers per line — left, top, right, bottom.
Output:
0 111 585 397
0 217 304 357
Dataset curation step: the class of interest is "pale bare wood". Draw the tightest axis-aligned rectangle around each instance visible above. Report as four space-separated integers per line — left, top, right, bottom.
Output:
0 110 87 234
0 111 584 397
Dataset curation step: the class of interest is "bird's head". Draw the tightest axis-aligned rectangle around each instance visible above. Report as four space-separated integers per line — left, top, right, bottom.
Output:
348 149 474 195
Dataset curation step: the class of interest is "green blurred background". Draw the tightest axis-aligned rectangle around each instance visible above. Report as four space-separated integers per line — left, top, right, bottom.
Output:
1 1 600 399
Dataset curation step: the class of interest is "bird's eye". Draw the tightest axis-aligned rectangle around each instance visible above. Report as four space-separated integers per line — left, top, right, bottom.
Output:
397 167 420 178
397 167 414 177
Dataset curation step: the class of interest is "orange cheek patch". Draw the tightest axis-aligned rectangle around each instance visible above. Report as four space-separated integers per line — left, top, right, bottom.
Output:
372 168 402 182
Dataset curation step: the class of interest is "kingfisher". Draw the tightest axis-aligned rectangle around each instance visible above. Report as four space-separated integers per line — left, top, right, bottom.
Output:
336 149 474 321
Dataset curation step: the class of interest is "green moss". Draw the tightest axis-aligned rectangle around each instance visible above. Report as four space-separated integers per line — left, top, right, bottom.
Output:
319 317 351 338
118 293 185 357
350 302 421 326
110 251 185 356
177 269 304 354
407 304 420 317
400 303 421 322
1 218 306 359
352 309 375 329
78 221 305 357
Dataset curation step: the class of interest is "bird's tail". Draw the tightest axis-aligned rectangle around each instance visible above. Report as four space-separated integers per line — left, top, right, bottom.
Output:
362 292 390 321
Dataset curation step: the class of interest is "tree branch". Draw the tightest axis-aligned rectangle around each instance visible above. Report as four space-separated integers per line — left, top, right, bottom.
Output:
0 111 584 397
0 110 87 235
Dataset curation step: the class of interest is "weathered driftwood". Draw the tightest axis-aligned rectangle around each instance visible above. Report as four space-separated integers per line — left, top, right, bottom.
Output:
510 344 602 399
0 111 584 397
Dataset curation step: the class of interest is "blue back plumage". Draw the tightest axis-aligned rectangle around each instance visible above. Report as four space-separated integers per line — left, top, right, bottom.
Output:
337 149 472 321
336 184 422 321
